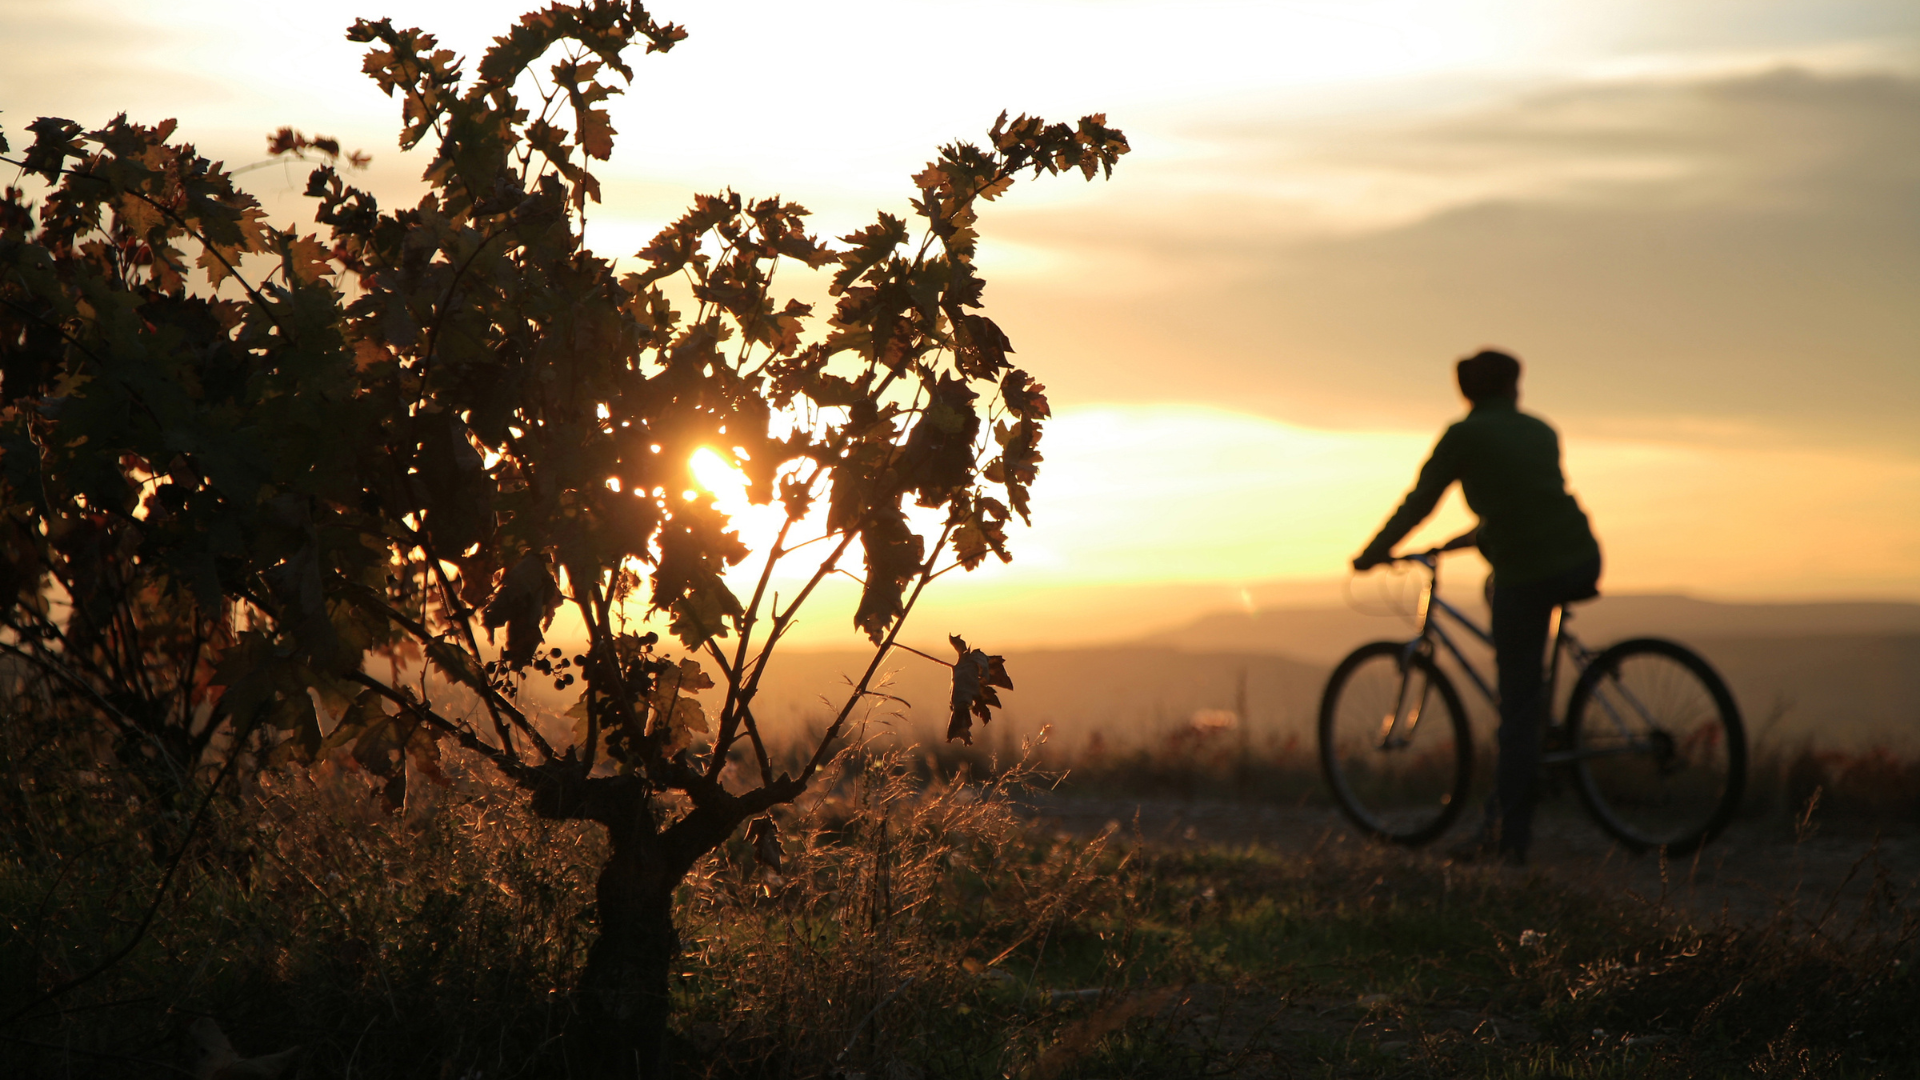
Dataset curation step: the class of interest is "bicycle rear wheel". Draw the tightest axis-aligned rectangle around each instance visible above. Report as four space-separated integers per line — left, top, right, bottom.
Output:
1566 638 1745 854
1318 641 1473 845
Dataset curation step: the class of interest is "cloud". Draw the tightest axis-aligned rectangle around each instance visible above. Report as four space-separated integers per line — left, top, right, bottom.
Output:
5 5 1909 608
762 401 1920 655
981 68 1920 451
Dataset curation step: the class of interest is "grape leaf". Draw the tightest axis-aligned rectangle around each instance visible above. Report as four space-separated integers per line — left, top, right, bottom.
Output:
853 503 924 643
747 816 782 870
282 234 332 285
482 553 562 667
946 634 1013 744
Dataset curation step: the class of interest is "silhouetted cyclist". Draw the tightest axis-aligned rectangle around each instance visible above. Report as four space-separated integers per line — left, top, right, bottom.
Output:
1352 349 1601 865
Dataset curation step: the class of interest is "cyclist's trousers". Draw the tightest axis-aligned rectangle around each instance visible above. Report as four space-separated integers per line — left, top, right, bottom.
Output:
1487 553 1603 856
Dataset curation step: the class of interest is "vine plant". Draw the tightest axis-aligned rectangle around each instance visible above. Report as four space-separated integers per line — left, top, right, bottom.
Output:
0 2 1125 1072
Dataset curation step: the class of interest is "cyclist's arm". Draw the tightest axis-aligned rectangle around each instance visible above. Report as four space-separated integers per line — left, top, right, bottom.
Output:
1353 428 1462 569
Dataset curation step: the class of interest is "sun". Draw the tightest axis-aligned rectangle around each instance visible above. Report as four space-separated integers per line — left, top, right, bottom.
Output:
687 447 749 510
682 447 818 583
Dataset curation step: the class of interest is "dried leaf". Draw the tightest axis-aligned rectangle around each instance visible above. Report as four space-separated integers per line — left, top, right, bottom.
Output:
747 816 782 870
577 106 615 160
482 554 562 667
644 657 712 753
567 688 594 747
946 634 1013 744
263 691 323 766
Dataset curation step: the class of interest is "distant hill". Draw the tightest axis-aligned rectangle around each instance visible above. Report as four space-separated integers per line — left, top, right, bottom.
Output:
747 646 1327 753
1676 634 1920 751
748 595 1920 756
1154 595 1920 751
1161 593 1920 664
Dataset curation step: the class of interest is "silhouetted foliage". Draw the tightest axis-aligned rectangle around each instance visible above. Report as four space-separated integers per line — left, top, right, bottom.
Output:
0 2 1126 1072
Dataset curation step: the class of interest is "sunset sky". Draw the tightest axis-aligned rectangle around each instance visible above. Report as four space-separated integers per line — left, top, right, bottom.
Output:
4 0 1916 649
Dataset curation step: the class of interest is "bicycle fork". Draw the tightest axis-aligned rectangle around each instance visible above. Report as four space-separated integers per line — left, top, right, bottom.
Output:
1378 641 1431 751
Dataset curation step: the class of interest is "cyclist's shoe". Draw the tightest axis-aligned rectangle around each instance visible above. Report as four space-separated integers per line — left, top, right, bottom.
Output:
1445 832 1527 868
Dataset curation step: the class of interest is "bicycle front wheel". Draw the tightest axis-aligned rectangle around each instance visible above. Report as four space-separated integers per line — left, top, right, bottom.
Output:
1318 641 1473 846
1566 638 1745 854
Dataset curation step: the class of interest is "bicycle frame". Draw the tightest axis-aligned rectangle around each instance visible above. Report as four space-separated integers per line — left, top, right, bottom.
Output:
1383 552 1639 767
1332 550 1744 852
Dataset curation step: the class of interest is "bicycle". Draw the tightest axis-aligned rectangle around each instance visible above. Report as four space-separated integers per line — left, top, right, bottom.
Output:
1317 549 1746 854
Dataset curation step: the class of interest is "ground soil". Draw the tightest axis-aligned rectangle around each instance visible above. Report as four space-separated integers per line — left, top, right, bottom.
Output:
1008 793 1920 1075
1015 792 1920 927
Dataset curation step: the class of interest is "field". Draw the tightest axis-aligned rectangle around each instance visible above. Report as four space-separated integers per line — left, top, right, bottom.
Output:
744 593 1920 764
4 719 1917 1079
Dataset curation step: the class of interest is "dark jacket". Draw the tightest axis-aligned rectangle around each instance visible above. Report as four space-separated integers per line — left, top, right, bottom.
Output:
1363 398 1599 585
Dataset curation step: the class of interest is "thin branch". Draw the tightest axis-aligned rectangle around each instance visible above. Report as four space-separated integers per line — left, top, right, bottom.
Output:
395 475 528 762
885 642 952 668
413 224 513 401
577 575 609 772
709 470 821 779
334 579 541 756
726 372 934 769
736 701 775 785
773 531 833 556
0 639 187 790
802 520 956 781
926 560 973 582
175 618 210 756
342 670 525 781
740 532 856 698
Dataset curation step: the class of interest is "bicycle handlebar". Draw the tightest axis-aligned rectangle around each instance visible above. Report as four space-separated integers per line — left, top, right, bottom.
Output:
1387 548 1443 567
1370 530 1477 571
1359 522 1474 568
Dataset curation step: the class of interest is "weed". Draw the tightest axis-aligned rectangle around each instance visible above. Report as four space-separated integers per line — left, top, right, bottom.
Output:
2 729 1916 1077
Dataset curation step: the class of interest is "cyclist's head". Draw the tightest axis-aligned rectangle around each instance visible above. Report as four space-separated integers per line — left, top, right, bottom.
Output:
1456 349 1521 403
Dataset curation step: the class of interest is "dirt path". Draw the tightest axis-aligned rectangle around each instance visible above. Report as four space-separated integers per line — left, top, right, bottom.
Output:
1013 791 1920 927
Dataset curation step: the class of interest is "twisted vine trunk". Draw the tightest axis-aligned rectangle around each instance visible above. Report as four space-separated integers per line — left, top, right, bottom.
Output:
528 768 804 1079
582 788 680 1078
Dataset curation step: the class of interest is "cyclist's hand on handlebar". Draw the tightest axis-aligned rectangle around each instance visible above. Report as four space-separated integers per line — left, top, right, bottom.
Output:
1352 549 1389 572
1356 546 1448 570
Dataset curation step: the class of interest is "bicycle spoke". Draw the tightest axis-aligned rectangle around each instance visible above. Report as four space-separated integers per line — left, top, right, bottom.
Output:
1320 643 1471 845
1570 640 1744 852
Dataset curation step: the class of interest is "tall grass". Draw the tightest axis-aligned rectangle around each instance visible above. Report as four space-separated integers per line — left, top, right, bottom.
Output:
1 746 602 1076
674 746 1129 1077
3 713 1917 1077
